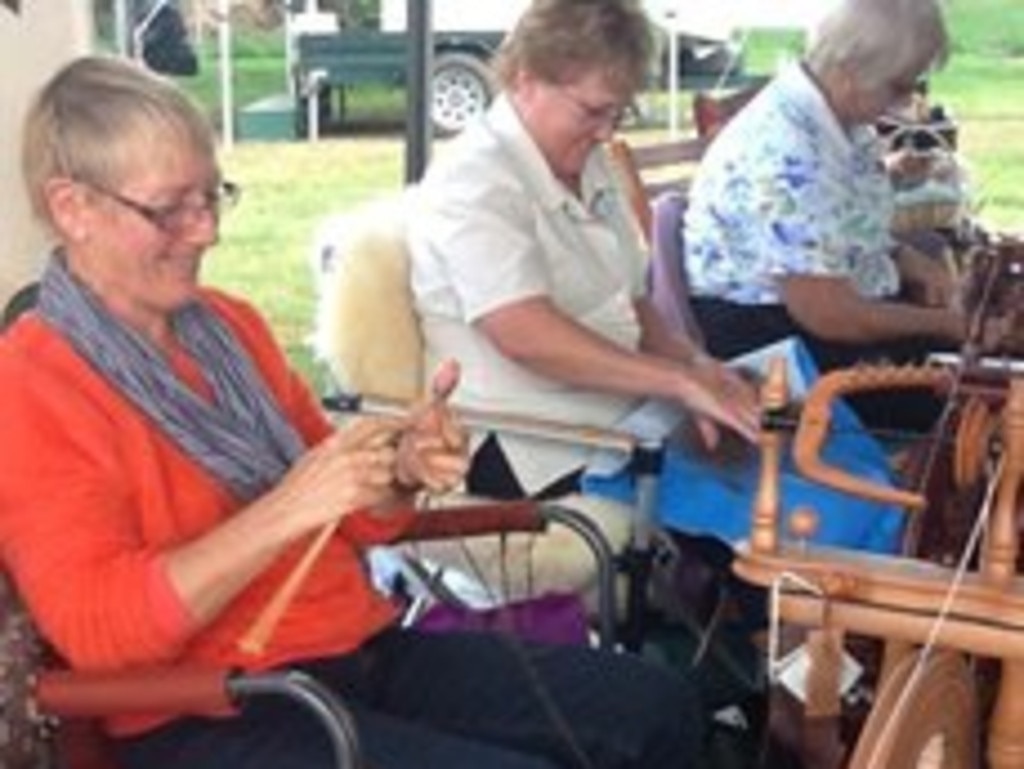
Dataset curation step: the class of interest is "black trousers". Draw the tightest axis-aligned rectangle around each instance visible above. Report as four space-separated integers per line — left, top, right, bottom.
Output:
691 297 949 435
467 434 582 501
115 629 706 769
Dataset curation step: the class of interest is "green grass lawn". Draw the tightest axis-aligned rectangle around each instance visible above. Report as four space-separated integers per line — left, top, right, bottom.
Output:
188 4 1024 384
208 137 405 379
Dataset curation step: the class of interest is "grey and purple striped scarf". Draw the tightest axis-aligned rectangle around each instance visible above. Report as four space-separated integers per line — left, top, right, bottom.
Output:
37 253 305 501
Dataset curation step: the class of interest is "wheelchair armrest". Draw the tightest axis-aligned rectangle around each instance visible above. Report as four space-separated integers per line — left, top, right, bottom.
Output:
397 500 617 650
35 665 232 717
35 666 361 769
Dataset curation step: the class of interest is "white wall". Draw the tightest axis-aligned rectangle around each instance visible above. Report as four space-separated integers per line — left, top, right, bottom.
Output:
0 2 92 309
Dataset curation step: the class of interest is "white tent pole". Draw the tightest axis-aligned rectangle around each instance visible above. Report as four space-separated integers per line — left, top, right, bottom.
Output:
218 0 234 148
114 0 131 54
666 10 679 139
284 4 295 96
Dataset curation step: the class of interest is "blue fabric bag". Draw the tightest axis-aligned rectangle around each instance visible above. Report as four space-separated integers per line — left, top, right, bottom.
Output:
582 339 905 553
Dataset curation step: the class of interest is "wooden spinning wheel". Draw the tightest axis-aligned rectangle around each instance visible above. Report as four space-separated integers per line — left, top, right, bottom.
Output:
953 396 999 491
736 356 1024 769
848 650 979 769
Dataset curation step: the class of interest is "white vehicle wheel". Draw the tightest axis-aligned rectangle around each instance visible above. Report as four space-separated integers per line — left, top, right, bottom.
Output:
431 52 493 135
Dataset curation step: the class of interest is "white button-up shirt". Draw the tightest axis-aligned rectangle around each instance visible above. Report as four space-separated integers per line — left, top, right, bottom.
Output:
409 95 647 493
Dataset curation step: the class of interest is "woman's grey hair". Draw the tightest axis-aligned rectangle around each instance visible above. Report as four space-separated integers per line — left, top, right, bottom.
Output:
805 0 949 92
22 54 215 223
492 0 654 99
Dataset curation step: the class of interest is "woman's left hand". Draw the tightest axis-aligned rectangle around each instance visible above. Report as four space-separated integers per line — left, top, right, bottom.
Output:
394 359 470 496
897 243 957 308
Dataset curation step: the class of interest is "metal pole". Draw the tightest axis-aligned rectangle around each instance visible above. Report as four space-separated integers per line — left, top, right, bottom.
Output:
218 0 234 149
405 0 433 184
114 0 131 55
284 3 295 96
621 441 663 653
666 11 680 139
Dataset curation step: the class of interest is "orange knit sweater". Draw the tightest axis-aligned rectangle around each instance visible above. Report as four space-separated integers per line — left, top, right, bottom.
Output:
0 289 413 735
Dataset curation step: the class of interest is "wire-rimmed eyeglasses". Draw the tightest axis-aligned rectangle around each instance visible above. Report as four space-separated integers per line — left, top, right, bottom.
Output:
86 180 241 235
557 87 632 131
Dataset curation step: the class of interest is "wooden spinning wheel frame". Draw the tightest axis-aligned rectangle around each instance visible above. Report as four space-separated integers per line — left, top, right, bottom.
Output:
953 396 999 491
737 354 1024 769
848 650 979 769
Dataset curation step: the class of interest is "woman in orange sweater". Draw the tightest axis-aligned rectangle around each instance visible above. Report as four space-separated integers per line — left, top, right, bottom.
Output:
0 54 705 769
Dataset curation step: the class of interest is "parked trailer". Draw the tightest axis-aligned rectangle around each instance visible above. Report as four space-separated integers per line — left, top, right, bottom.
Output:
286 0 742 139
293 27 503 136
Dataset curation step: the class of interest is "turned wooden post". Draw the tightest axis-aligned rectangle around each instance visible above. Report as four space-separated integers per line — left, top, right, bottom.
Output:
752 356 788 554
802 627 846 769
984 379 1024 768
989 661 1024 769
982 379 1024 585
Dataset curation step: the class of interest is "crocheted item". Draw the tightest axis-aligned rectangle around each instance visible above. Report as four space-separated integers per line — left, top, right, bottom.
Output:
0 571 52 769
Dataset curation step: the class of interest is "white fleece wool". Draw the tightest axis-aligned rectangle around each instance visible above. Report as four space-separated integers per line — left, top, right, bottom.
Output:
312 193 423 400
309 194 637 622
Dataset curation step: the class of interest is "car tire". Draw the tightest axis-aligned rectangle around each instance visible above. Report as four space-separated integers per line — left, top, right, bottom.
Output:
431 51 494 136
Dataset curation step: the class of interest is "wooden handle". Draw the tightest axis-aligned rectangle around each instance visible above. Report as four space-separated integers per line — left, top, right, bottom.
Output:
238 521 339 656
793 364 951 510
329 392 637 454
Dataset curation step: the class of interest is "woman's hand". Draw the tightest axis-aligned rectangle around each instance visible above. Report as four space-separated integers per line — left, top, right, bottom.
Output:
163 415 408 627
394 359 470 496
676 355 761 449
978 311 1019 354
896 244 957 308
274 416 406 527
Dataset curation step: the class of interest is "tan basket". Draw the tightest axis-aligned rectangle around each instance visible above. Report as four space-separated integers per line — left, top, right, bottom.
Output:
891 200 963 234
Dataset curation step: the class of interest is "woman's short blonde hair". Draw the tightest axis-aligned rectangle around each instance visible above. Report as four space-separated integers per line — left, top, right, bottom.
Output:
492 0 653 100
806 0 948 93
21 54 215 224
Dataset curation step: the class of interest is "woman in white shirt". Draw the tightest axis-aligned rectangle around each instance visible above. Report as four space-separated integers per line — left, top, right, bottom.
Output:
409 0 758 498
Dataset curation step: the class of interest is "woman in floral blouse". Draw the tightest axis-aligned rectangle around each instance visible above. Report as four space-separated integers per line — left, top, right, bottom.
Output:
683 0 968 431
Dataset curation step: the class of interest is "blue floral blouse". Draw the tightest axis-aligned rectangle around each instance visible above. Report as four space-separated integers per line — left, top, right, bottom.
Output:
684 63 899 305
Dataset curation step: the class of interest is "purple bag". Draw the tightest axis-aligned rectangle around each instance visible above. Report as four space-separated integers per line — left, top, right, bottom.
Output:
415 591 590 647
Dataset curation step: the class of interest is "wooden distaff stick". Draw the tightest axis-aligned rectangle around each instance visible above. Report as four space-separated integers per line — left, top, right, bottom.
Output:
237 419 408 656
238 521 340 655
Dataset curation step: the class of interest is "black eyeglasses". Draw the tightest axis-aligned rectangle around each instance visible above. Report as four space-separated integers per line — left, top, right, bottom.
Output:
86 180 241 235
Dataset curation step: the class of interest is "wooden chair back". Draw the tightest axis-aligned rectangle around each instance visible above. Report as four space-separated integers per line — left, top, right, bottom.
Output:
607 84 766 337
606 136 708 341
607 135 708 244
609 81 765 242
691 78 767 139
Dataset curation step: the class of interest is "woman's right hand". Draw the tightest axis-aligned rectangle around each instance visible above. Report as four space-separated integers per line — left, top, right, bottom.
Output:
674 358 761 449
164 416 410 627
273 416 407 531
